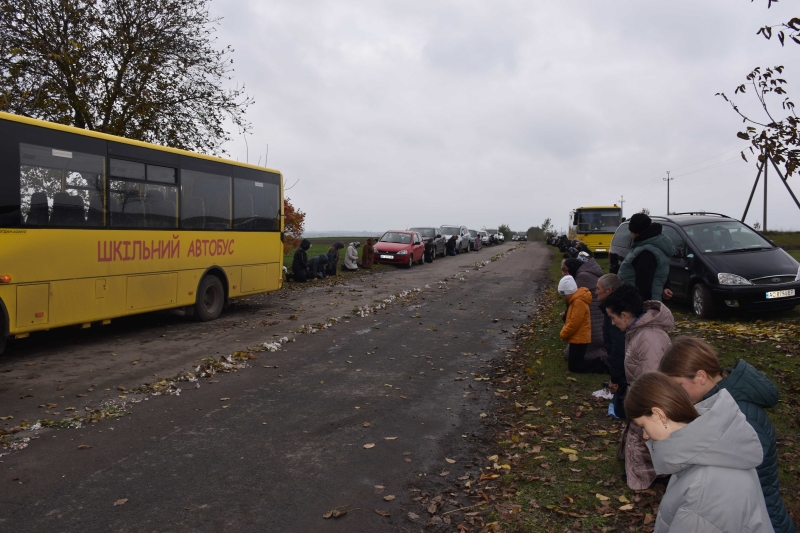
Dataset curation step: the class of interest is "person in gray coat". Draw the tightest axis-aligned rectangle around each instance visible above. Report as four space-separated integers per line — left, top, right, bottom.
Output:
625 372 774 533
660 337 795 533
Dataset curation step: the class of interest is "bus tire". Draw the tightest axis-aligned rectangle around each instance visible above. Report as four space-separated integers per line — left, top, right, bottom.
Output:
194 275 225 321
0 335 5 355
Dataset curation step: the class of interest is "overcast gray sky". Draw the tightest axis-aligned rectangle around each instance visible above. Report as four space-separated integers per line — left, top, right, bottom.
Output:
210 0 800 233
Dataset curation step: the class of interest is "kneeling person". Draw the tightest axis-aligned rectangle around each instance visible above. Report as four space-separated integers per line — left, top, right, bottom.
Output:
559 276 608 374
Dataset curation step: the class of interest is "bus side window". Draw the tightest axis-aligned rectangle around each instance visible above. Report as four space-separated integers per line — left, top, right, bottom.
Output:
20 143 105 227
234 178 279 231
181 169 231 230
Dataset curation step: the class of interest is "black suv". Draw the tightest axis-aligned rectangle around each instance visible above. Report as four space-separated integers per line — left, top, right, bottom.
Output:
408 227 446 257
609 213 800 318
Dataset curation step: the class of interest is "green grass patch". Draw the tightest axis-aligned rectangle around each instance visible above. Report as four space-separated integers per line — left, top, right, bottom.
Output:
491 251 799 532
764 231 800 250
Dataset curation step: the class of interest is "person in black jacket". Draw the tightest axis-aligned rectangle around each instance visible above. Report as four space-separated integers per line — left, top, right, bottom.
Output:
445 235 457 256
660 337 796 533
597 274 626 418
424 238 435 263
291 239 312 282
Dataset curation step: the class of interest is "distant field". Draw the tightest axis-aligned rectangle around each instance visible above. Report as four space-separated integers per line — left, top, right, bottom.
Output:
764 230 800 249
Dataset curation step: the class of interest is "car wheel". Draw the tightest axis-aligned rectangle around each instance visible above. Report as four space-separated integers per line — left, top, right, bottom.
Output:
692 284 715 319
194 275 225 321
407 256 413 268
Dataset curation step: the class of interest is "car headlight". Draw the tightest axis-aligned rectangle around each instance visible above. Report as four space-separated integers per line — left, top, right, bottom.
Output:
396 250 408 255
718 273 752 285
796 265 800 281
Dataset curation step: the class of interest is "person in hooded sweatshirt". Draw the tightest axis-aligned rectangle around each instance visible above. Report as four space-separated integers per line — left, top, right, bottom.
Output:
618 213 674 301
342 242 360 271
602 283 674 489
625 372 773 533
291 239 312 282
558 275 608 374
660 337 795 533
564 254 606 361
307 254 329 280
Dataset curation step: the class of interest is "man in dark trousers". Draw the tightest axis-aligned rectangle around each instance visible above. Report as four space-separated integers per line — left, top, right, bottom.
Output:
291 239 312 282
617 213 673 301
597 273 626 418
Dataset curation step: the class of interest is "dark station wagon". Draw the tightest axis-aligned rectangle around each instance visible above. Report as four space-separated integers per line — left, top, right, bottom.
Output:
609 213 800 318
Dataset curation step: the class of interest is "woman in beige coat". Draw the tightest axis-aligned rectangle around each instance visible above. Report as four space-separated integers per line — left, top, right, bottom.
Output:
602 284 674 489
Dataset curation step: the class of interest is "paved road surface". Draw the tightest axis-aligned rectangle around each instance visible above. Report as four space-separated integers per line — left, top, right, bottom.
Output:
0 242 551 532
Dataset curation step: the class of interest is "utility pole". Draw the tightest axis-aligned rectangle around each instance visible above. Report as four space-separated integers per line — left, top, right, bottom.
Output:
663 171 673 214
618 195 624 218
763 156 768 232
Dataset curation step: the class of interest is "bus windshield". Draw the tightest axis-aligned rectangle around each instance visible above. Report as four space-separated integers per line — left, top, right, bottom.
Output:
574 209 620 233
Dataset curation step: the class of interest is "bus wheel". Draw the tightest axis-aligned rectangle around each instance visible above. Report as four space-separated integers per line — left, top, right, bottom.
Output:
194 275 225 321
0 335 5 355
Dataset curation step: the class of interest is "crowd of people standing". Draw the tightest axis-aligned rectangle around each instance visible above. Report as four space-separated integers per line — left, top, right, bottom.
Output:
553 213 794 533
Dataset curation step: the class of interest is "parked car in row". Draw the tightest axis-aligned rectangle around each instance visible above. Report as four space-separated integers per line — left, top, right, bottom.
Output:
374 230 425 268
440 225 471 253
468 229 482 251
479 230 490 245
408 226 446 257
609 213 800 318
484 228 499 244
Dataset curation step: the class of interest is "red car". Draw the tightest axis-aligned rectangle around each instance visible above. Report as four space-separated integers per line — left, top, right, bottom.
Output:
374 231 425 268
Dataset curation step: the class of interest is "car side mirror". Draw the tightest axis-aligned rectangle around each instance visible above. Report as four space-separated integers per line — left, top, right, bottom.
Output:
436 234 442 239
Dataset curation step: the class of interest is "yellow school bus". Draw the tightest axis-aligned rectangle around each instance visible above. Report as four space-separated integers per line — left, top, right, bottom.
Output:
568 205 622 253
0 112 284 354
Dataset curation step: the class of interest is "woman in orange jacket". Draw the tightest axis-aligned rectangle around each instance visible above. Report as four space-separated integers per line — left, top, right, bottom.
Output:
559 276 608 374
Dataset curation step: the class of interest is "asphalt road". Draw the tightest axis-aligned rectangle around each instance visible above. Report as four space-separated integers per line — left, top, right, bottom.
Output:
0 241 551 532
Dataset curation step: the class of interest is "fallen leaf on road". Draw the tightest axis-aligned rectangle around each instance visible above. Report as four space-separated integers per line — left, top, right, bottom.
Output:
363 422 371 427
559 448 578 455
408 512 419 520
596 493 610 501
375 509 390 517
383 495 395 501
114 498 128 506
619 495 630 503
0 416 13 420
619 504 634 511
220 398 230 401
384 436 397 440
545 401 553 407
479 413 487 418
363 443 375 449
439 471 450 477
77 445 92 450
568 454 579 462
116 386 126 391
644 513 654 525
322 509 347 519
488 454 499 461
25 362 37 366
445 458 456 463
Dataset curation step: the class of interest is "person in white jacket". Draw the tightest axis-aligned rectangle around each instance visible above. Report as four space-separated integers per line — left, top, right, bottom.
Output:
342 242 360 271
625 372 774 533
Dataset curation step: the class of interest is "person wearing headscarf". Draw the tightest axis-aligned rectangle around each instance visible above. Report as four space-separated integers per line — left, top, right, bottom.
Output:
291 239 312 282
326 242 344 275
361 238 375 269
342 242 360 271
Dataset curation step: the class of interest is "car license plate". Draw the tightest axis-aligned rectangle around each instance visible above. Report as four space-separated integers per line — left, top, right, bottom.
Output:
380 254 393 259
766 289 795 299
